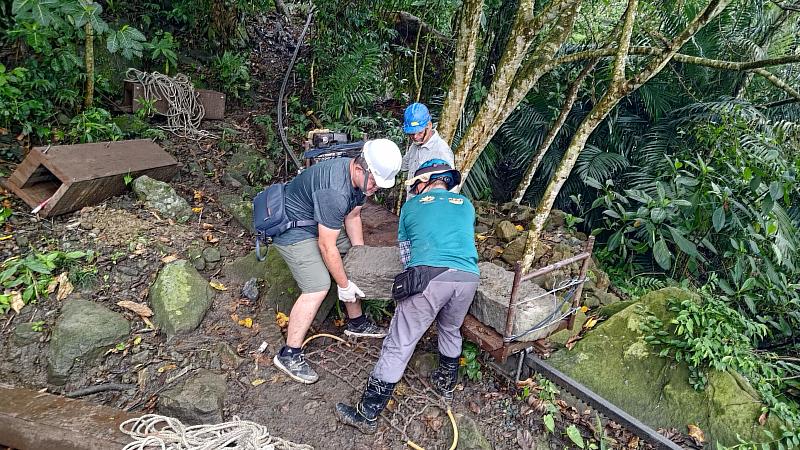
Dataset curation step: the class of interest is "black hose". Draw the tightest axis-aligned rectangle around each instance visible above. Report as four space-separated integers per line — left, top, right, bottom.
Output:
277 6 314 171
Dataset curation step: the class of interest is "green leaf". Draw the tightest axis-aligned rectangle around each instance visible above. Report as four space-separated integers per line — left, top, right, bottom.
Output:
653 238 672 270
566 425 585 449
650 207 667 223
667 226 702 260
712 207 725 232
543 414 555 433
769 181 783 202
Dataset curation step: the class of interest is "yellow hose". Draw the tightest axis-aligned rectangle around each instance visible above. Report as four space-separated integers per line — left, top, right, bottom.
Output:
301 333 348 348
406 407 458 450
447 408 458 450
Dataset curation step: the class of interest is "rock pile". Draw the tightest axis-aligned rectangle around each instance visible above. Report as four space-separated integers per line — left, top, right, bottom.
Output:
471 201 620 310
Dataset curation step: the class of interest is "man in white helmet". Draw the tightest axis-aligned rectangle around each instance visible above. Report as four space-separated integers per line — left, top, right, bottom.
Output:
272 138 403 384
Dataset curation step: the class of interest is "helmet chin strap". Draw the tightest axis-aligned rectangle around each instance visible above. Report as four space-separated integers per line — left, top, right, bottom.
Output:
362 166 370 193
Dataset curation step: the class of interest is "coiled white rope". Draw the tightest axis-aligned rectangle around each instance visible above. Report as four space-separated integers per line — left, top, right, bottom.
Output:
120 414 314 450
125 69 216 140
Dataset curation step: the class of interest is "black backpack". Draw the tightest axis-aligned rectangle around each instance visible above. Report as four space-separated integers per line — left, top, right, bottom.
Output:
252 182 315 261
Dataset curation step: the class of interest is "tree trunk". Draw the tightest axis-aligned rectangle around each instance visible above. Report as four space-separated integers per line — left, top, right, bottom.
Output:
84 20 94 108
455 2 580 181
512 58 597 204
518 0 734 273
437 0 483 145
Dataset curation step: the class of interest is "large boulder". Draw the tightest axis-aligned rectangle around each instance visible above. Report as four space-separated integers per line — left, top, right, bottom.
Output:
219 194 254 233
469 262 559 342
48 299 130 385
131 175 192 222
548 287 781 445
157 369 227 425
150 260 215 337
260 248 336 324
223 251 269 283
343 246 403 300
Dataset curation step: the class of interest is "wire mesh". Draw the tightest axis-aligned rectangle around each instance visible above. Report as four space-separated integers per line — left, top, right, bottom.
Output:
305 339 448 443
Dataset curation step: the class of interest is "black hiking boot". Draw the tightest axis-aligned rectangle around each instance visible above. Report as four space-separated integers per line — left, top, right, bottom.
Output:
344 318 388 338
430 354 460 401
273 349 319 384
335 376 396 434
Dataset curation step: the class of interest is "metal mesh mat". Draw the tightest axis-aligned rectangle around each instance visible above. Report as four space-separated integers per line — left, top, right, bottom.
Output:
305 339 447 443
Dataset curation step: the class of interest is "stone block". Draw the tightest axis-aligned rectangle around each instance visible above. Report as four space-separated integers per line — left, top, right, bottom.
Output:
343 246 403 300
469 262 561 342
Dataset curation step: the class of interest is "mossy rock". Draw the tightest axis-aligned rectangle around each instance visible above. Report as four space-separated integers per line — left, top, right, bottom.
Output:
150 260 215 337
260 248 336 324
219 194 254 233
547 287 781 446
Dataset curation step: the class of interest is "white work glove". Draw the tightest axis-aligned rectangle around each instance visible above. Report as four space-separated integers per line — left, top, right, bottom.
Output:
337 280 365 303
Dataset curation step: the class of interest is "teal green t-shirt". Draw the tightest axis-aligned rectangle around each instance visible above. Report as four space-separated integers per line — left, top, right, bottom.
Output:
398 188 479 274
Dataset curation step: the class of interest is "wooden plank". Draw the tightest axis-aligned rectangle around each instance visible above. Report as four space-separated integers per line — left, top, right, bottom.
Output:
30 140 177 182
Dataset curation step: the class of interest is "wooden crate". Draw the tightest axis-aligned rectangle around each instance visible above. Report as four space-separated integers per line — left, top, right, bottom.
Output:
122 81 226 120
1 140 178 217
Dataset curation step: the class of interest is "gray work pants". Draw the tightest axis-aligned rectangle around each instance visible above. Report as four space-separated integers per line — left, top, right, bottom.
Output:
372 269 480 383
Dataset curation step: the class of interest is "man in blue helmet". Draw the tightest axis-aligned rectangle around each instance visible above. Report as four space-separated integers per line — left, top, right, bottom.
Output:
334 159 480 434
401 103 455 199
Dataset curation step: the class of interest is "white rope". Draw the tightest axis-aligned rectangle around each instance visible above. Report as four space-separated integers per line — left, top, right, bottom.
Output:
125 69 217 140
120 414 314 450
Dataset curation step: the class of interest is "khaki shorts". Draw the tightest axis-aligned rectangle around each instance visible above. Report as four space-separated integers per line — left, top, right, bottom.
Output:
273 233 351 294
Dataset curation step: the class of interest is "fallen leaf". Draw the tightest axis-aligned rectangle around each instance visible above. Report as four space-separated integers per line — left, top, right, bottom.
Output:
333 318 345 327
758 411 768 425
46 278 59 294
203 231 219 243
133 335 142 346
117 300 154 317
626 435 640 449
142 317 155 329
193 190 204 202
157 363 177 373
161 254 178 264
201 223 215 230
238 317 253 328
0 234 11 241
10 291 24 313
192 207 203 214
584 317 598 329
209 281 227 291
276 312 289 328
580 305 589 313
56 273 74 301
251 378 265 386
515 224 524 231
468 401 481 414
475 233 488 241
687 424 705 444
565 334 582 350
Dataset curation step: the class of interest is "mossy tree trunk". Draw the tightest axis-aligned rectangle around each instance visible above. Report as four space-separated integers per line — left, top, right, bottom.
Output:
84 14 94 108
519 0 735 273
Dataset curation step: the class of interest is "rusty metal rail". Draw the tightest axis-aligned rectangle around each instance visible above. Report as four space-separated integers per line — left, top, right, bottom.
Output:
525 355 683 450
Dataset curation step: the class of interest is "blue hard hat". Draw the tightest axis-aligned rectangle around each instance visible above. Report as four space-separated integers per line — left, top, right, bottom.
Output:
403 103 431 134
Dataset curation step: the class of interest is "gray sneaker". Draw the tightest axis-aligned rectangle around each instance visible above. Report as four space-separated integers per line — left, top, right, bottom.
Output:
273 352 319 384
344 319 388 338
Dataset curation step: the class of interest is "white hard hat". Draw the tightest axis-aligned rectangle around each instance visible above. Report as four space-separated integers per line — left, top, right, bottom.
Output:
362 139 402 188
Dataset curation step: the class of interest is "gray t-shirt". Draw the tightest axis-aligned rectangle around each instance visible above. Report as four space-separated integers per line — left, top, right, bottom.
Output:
401 130 455 199
273 158 366 245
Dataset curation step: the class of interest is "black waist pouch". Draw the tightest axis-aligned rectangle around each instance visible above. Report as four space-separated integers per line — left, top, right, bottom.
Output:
392 266 448 301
